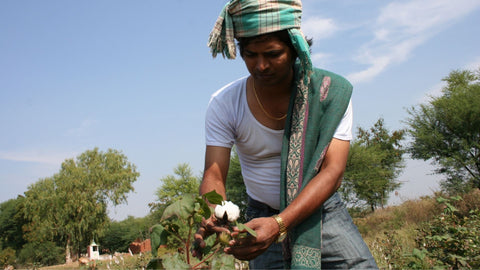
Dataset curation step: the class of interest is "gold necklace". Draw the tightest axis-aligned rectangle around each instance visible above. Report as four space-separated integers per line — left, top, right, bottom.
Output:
252 80 287 121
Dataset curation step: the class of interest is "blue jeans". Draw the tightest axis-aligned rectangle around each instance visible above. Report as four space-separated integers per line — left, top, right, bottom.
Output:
245 196 284 269
245 193 378 269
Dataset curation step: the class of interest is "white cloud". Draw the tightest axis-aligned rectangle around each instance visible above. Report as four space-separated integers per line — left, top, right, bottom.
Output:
417 81 445 104
465 56 480 70
301 16 338 40
311 52 332 67
417 55 480 103
348 0 480 84
0 150 77 165
66 118 98 136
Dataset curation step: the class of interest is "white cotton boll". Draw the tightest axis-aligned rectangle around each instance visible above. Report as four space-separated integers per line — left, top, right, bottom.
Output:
215 201 240 222
214 204 224 220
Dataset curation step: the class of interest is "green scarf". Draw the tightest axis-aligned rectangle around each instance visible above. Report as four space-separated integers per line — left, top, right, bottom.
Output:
280 65 352 269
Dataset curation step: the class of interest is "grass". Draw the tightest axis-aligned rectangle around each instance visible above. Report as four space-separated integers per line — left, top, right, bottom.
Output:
356 189 480 269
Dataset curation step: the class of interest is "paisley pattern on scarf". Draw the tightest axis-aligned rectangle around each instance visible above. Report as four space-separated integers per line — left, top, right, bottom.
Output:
320 76 331 102
286 79 308 204
292 245 323 269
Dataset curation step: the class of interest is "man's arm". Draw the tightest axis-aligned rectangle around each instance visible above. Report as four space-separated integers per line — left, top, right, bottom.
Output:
193 145 232 258
200 145 232 201
226 138 349 260
279 138 349 230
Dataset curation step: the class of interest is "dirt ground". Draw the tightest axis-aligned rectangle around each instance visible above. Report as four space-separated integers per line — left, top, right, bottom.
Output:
39 262 80 269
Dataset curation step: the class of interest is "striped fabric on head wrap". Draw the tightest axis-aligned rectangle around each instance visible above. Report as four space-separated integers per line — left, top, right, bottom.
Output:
207 0 313 87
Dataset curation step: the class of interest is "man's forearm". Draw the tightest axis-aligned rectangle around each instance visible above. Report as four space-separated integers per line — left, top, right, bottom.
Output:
199 176 227 200
279 169 341 231
278 138 349 231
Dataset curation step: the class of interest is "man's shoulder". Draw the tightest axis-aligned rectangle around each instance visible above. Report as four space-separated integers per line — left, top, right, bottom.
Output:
210 76 248 101
311 67 353 91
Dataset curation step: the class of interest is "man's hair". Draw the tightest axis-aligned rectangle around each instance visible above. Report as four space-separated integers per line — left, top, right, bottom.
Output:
237 29 313 59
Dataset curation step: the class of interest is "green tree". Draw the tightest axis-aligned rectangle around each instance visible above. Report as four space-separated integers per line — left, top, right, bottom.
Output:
342 142 390 211
150 164 200 249
0 197 27 252
21 148 139 264
100 216 152 253
342 118 405 211
225 148 247 216
406 69 480 193
154 163 200 206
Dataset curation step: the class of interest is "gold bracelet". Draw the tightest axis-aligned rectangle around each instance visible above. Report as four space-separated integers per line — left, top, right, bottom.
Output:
272 214 287 243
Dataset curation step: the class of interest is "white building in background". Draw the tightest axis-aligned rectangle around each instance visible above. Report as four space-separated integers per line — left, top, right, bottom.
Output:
88 240 100 260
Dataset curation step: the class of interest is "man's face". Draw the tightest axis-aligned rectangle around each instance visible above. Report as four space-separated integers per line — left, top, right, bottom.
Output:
242 35 295 87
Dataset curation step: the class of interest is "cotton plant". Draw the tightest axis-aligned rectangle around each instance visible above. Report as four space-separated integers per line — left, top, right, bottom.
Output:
148 191 256 270
215 201 240 223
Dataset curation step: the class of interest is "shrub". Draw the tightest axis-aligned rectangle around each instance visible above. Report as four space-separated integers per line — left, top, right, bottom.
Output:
453 189 480 216
17 241 65 267
368 227 421 269
359 192 480 269
416 196 480 268
0 247 16 268
148 191 255 269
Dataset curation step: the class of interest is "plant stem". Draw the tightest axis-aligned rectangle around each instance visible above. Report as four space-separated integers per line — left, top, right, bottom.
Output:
192 246 222 270
186 219 193 265
169 231 187 246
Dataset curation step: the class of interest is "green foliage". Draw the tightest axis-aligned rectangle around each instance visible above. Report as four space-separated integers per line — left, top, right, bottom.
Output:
362 192 480 269
416 196 480 268
154 163 201 206
17 241 65 267
99 216 152 253
370 231 408 269
149 191 254 270
150 164 202 249
225 148 247 221
0 247 16 268
342 118 405 211
406 68 480 193
20 148 139 262
0 197 27 251
102 253 153 270
343 142 390 210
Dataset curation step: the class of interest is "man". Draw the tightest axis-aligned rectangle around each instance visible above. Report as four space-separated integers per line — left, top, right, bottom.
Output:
195 0 378 269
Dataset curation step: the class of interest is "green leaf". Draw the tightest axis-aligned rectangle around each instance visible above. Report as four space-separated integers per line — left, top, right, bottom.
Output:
161 253 190 269
196 196 212 219
236 222 257 237
163 223 180 234
150 224 168 257
193 212 203 224
146 258 164 270
445 202 458 213
211 253 236 270
436 197 448 204
411 248 426 260
203 190 224 205
161 194 196 220
201 233 218 255
450 195 462 201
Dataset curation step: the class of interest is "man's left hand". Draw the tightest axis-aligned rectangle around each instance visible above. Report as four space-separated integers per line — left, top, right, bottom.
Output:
225 216 279 260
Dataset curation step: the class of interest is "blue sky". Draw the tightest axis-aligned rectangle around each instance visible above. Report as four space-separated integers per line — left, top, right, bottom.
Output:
1 0 479 221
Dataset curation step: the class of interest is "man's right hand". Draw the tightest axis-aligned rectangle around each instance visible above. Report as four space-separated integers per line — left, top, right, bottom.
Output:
192 216 230 259
195 146 232 258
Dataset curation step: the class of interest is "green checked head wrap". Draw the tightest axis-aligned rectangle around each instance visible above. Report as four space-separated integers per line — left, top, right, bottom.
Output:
208 0 313 86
